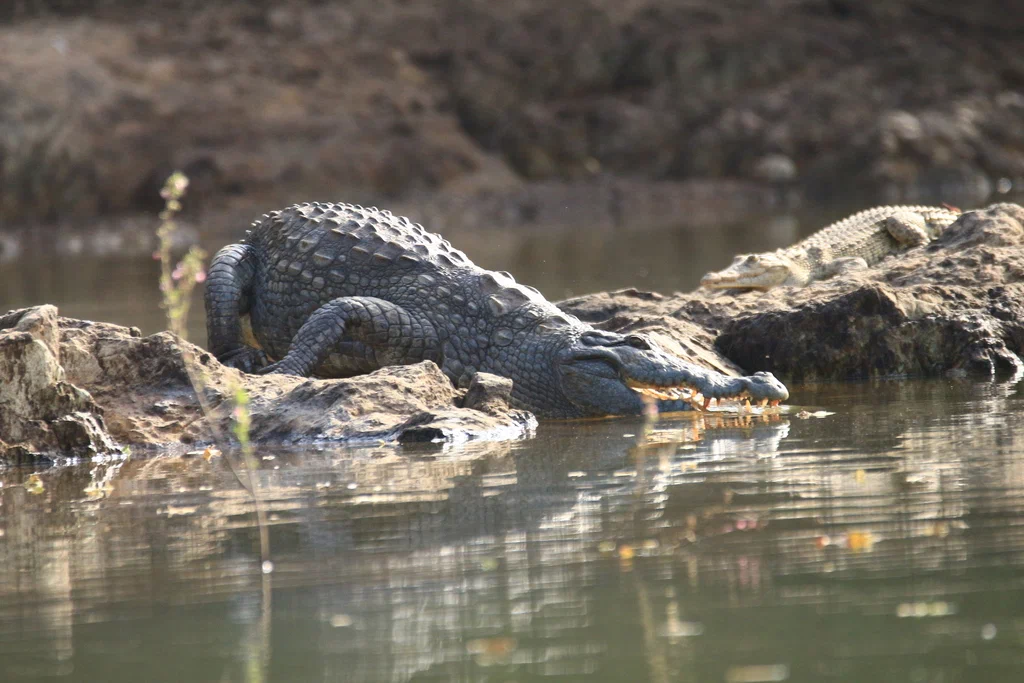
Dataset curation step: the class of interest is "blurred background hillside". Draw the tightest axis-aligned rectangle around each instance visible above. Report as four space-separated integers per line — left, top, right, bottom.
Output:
1 0 1023 329
4 0 1024 221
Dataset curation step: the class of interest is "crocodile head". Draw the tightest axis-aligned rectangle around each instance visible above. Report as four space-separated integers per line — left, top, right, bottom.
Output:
700 252 807 291
546 329 789 418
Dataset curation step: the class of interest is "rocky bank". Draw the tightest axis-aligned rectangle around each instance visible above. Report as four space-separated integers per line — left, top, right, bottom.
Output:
0 307 535 462
561 203 1024 382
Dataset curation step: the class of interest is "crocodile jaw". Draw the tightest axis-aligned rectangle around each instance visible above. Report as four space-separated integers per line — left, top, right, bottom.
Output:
555 340 789 417
625 379 783 410
700 253 806 290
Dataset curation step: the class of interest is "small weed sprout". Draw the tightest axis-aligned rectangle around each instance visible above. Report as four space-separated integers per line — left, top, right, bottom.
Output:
230 381 270 565
156 171 214 406
157 172 207 341
231 383 253 457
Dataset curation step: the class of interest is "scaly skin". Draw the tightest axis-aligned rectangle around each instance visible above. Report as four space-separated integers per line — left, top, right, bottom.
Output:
701 205 961 291
205 202 789 418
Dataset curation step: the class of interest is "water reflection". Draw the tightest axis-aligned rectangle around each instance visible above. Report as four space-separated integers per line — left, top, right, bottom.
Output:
2 379 1024 680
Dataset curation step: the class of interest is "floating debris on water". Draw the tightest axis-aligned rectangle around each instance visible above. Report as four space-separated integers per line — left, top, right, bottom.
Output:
796 410 835 419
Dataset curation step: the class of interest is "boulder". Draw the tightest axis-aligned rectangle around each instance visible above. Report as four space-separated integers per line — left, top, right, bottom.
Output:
560 203 1024 383
1 309 535 460
714 203 1024 380
0 306 121 461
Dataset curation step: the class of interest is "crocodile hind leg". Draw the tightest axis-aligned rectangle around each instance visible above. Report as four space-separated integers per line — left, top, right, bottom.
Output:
260 296 440 378
205 243 268 372
820 212 932 281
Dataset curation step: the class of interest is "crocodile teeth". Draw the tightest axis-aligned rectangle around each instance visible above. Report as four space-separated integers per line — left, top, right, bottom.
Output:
627 380 731 407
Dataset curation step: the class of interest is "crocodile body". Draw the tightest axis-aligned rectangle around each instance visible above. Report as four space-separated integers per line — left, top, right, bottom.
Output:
205 202 788 418
701 205 961 291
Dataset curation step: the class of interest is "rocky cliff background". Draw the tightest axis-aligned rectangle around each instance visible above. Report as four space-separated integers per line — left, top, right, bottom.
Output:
2 0 1023 231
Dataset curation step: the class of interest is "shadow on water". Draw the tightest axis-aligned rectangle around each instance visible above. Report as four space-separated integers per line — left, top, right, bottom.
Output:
3 378 1024 681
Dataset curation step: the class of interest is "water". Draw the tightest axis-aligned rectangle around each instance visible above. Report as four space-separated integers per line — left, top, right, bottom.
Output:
3 379 1024 681
4 206 1024 680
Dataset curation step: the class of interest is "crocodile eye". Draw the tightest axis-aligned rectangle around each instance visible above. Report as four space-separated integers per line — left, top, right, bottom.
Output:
746 255 760 264
626 335 651 350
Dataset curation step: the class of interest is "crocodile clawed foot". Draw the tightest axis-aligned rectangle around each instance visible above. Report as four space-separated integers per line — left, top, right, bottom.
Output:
219 347 270 374
257 360 288 375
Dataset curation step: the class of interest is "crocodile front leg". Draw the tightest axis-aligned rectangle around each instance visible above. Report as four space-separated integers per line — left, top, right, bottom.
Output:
260 296 441 378
884 211 931 246
206 243 268 372
820 256 870 279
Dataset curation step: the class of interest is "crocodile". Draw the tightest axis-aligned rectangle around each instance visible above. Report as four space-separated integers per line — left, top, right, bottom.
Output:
205 202 789 418
700 205 961 291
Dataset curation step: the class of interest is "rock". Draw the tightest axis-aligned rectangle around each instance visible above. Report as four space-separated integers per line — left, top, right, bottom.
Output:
561 203 1024 384
1 308 535 459
50 412 122 454
232 363 535 444
0 307 122 460
715 203 1024 380
751 154 797 183
1 305 61 361
718 284 1024 381
461 373 515 416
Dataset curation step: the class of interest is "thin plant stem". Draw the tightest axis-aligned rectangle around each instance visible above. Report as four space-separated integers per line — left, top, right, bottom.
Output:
155 171 271 564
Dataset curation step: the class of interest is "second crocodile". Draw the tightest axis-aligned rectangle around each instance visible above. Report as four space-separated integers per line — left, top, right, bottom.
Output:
205 202 789 418
701 205 961 291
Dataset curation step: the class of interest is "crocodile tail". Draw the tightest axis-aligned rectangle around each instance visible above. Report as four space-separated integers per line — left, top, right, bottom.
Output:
205 242 258 360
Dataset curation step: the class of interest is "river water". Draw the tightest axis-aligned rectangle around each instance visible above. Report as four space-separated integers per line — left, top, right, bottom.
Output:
3 206 1024 681
3 379 1024 681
